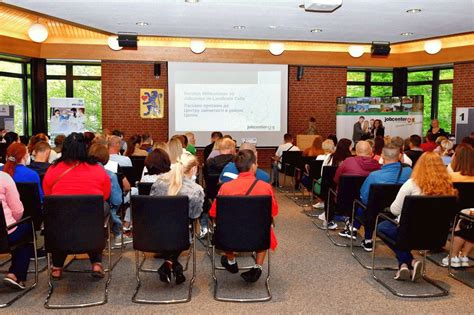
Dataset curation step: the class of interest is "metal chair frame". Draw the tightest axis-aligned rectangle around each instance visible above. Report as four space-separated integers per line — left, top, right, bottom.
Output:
325 188 356 247
447 212 474 288
0 217 38 308
371 213 449 298
132 222 196 304
44 217 112 309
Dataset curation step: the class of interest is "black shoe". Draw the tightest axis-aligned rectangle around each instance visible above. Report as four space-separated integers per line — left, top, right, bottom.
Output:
157 262 171 283
30 248 47 261
338 227 357 240
361 240 373 252
3 277 26 290
220 255 239 273
173 261 186 285
241 267 262 283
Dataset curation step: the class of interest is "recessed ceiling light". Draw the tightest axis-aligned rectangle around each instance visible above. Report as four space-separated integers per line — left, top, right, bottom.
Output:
406 8 421 13
136 22 149 26
299 4 305 8
185 0 199 3
401 32 414 36
310 28 323 33
269 25 277 29
233 25 246 30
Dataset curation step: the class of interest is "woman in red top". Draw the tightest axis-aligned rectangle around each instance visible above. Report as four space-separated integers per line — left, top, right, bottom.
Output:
42 133 111 279
209 149 278 283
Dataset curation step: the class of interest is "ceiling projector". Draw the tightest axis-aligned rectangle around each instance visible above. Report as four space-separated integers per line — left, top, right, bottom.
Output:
304 0 343 12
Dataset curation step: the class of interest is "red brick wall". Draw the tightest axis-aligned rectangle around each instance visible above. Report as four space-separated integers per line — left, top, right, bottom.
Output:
452 62 474 129
102 63 348 166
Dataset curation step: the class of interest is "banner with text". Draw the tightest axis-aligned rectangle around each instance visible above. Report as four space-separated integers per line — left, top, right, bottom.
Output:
336 96 424 142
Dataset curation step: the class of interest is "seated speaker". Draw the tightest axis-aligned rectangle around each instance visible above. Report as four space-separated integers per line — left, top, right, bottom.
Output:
371 41 391 56
118 32 138 48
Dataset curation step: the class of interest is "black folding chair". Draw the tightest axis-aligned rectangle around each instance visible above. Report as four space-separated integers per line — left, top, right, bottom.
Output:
311 166 337 228
43 195 111 309
448 211 474 288
291 156 316 204
205 174 221 201
0 143 7 164
325 175 366 246
121 166 137 187
130 157 146 185
0 205 38 308
212 196 272 302
137 182 153 195
351 184 402 269
131 195 195 304
278 151 302 193
301 160 323 214
372 195 457 298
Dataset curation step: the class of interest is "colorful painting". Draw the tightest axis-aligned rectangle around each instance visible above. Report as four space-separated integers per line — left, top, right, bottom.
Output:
140 88 164 118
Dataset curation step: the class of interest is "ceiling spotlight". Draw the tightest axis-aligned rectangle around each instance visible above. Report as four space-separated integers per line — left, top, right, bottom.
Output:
233 25 246 30
348 45 364 58
28 23 48 43
269 42 285 56
401 32 414 36
190 40 206 54
310 28 323 33
107 36 122 51
185 0 199 3
136 22 149 26
269 25 277 29
406 8 421 13
424 39 442 55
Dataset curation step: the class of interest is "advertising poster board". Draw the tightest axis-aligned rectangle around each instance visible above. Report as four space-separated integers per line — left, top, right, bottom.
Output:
50 98 85 135
0 105 15 131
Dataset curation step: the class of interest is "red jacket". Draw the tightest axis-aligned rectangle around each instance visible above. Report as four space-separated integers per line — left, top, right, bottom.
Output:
334 156 381 185
209 171 278 250
43 162 111 200
420 141 437 152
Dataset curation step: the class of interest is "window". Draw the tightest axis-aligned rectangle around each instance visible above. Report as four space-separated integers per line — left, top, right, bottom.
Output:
46 64 102 133
408 68 453 134
346 70 393 97
0 60 28 135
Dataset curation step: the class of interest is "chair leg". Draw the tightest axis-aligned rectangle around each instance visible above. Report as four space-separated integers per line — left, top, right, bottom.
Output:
447 214 474 288
44 230 112 309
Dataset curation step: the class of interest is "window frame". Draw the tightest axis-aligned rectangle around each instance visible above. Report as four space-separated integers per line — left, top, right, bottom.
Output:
347 69 394 97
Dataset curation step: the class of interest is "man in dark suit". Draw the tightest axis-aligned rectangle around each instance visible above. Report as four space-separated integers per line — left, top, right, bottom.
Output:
352 116 365 145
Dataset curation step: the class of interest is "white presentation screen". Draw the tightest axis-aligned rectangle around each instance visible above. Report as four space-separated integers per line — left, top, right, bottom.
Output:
168 62 288 147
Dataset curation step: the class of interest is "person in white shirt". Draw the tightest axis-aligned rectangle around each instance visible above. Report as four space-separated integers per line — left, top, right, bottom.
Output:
108 135 132 167
271 133 300 186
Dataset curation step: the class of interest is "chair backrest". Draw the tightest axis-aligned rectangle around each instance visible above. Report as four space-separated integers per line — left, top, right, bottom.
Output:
131 195 190 252
43 195 106 254
0 142 7 164
205 173 221 200
137 182 154 195
308 160 324 180
397 196 458 250
121 166 137 187
214 196 272 252
0 204 10 254
453 182 474 211
363 183 402 230
15 182 43 230
130 156 146 185
335 175 367 215
281 151 302 176
317 165 338 198
297 156 315 171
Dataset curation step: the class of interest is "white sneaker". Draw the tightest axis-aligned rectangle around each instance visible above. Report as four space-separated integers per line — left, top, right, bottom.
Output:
312 202 325 209
459 256 470 267
318 213 326 221
199 227 208 239
114 234 133 246
441 255 461 268
323 220 338 230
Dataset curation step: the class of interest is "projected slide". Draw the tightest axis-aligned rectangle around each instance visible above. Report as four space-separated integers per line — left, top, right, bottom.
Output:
169 62 288 147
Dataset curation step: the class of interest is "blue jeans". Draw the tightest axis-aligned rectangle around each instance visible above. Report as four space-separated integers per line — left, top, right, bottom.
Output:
8 223 33 282
110 205 122 236
377 220 413 267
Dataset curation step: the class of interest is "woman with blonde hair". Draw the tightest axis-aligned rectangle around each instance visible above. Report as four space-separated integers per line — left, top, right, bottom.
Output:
168 138 184 165
207 137 223 160
150 152 204 284
303 135 325 157
377 152 457 282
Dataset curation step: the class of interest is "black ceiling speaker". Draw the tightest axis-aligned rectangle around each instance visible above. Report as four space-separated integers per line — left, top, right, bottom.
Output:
297 66 304 81
371 41 391 56
154 63 161 78
118 32 138 48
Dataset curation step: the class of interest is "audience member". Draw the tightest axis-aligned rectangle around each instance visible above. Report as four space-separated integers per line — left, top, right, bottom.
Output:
112 129 127 152
379 136 412 166
141 148 171 183
439 139 454 166
185 132 197 155
1 143 43 201
125 134 147 157
207 138 236 176
210 150 278 283
204 131 223 160
140 133 153 153
42 133 111 279
3 131 20 147
377 152 457 281
220 143 270 183
317 139 336 161
53 134 65 155
303 135 324 157
0 171 31 290
405 135 424 166
28 141 51 176
152 141 170 153
271 133 300 187
428 118 448 139
441 209 473 268
83 131 96 150
168 138 184 165
207 138 224 160
450 144 474 182
108 135 132 167
150 152 204 284
27 133 58 163
372 136 384 162
339 144 412 249
326 134 338 146
420 132 437 152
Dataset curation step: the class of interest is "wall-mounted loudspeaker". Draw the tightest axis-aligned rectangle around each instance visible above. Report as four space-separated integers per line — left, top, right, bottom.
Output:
154 63 161 78
371 41 391 56
118 32 138 48
297 66 304 81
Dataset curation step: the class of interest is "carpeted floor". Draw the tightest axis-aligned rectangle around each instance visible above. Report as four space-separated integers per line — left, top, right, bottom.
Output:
1 189 473 314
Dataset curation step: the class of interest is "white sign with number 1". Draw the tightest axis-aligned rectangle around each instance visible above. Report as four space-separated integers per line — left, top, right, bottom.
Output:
456 108 469 125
